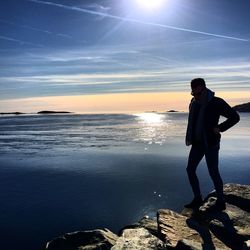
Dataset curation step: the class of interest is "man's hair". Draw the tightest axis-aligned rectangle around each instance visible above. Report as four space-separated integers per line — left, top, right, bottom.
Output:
191 78 206 88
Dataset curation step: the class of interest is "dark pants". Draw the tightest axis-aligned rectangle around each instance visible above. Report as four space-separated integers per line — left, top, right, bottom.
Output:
186 143 224 200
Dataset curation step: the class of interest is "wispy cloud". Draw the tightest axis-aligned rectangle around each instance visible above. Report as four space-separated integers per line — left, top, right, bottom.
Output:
0 35 45 47
0 18 86 44
27 0 248 42
1 58 250 95
80 3 111 21
1 38 249 101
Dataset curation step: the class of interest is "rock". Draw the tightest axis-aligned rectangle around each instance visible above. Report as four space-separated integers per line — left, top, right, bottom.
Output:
206 183 250 213
157 209 196 247
138 217 159 236
181 183 250 249
195 197 249 249
119 216 158 237
111 228 165 250
38 110 72 114
157 209 229 249
203 184 250 248
45 229 118 250
0 112 24 115
167 110 179 113
45 183 250 250
175 239 203 250
243 240 250 249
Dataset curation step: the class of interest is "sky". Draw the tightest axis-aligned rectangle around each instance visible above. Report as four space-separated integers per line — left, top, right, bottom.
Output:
0 0 250 113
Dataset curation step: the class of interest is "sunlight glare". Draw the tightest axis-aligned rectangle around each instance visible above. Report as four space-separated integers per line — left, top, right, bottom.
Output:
136 0 164 9
134 112 167 146
135 112 164 124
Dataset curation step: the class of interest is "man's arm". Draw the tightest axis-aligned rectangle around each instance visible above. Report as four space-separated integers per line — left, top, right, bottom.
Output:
217 98 240 132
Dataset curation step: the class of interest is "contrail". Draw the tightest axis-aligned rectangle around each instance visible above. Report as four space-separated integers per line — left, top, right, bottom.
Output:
0 18 86 44
0 35 45 47
28 0 248 42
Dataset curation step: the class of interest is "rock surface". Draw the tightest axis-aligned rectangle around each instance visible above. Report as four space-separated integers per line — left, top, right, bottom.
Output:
119 216 159 237
45 229 118 250
45 183 250 249
157 208 228 249
111 228 165 250
157 182 250 250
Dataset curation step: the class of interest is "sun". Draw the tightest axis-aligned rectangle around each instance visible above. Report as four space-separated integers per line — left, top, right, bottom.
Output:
136 0 164 9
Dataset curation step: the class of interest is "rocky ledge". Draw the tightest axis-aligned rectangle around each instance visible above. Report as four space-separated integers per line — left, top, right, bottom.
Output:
45 183 250 250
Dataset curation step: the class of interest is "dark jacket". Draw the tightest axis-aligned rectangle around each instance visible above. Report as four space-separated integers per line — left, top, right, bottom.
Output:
201 96 240 146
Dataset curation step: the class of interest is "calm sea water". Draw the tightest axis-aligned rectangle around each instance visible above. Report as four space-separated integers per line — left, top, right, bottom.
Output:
0 112 249 250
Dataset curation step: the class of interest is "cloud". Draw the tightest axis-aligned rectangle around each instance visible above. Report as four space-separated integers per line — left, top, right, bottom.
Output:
0 35 45 47
1 41 250 101
27 0 248 42
81 3 111 21
1 57 250 97
0 18 86 44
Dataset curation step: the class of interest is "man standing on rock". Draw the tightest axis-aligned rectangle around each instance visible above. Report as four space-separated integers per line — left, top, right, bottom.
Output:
185 78 240 210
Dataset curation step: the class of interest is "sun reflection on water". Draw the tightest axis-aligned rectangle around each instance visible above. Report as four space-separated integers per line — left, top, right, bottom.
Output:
134 113 168 146
135 112 165 124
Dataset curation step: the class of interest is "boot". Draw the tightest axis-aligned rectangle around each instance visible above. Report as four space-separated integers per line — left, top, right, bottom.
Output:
215 199 226 211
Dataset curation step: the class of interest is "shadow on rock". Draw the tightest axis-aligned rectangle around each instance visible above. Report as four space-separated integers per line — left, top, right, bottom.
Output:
186 217 216 250
208 211 247 249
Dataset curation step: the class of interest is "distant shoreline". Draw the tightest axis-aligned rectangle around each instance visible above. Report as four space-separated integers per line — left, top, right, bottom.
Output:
0 112 25 115
0 111 73 115
37 111 72 114
0 101 249 115
0 111 183 115
166 110 179 113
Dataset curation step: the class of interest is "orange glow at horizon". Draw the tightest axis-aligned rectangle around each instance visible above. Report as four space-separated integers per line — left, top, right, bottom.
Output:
0 91 249 114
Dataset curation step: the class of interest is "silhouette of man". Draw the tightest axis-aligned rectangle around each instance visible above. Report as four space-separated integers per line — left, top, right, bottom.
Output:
185 78 240 210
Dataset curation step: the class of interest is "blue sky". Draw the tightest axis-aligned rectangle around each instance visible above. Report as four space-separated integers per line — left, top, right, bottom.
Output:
0 0 250 112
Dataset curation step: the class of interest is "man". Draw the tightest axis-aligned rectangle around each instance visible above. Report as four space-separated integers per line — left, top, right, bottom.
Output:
185 78 240 210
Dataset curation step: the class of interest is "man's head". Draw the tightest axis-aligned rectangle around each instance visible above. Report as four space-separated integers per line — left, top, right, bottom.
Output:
190 78 206 100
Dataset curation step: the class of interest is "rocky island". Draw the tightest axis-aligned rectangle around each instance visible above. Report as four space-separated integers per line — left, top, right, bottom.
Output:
45 183 250 249
37 111 72 114
233 102 250 113
0 112 25 115
167 110 179 113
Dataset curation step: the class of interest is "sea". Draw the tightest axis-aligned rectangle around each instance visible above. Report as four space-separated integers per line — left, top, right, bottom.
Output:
0 112 249 250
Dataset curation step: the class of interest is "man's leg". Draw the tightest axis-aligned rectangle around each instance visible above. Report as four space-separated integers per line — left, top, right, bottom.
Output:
205 144 224 202
186 145 205 199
